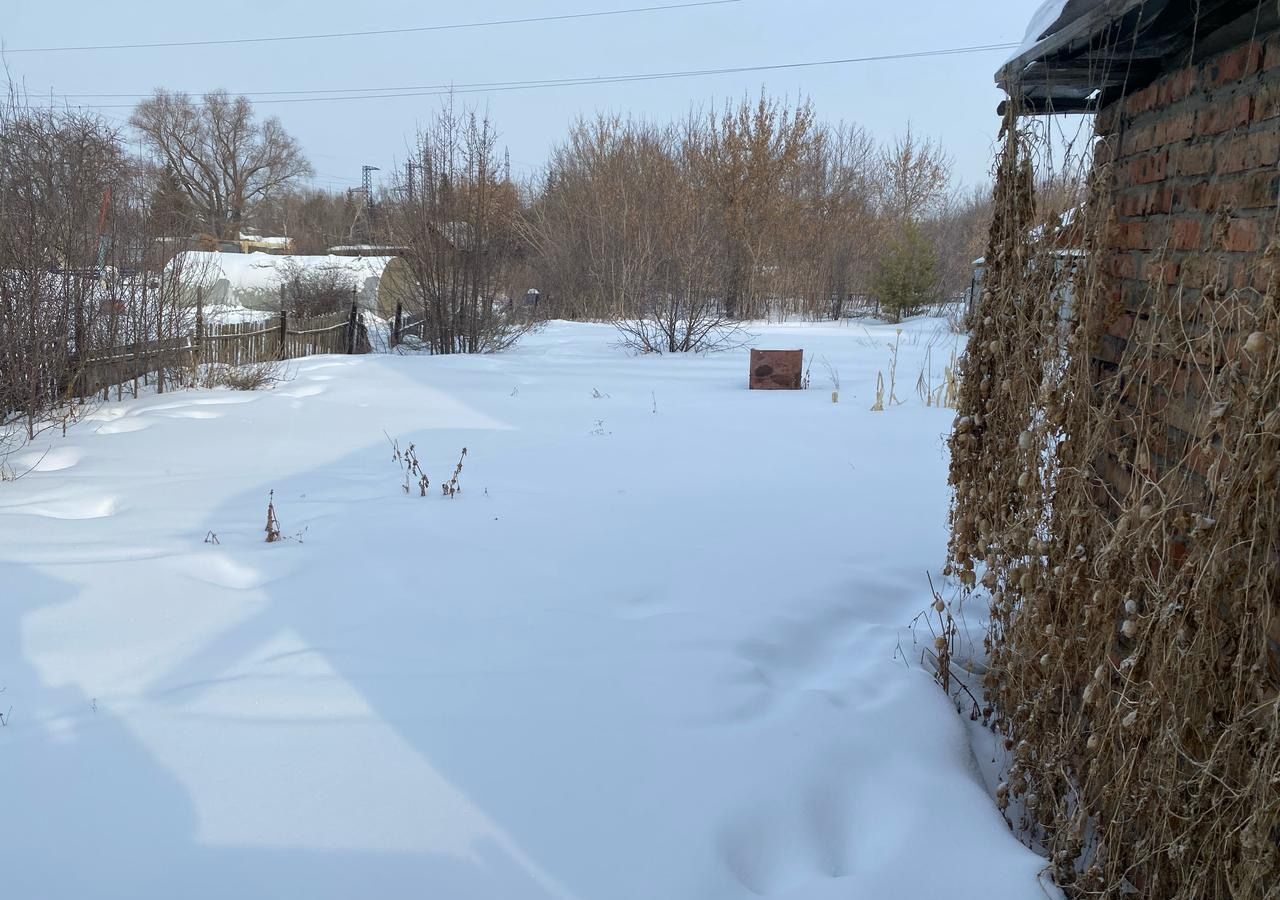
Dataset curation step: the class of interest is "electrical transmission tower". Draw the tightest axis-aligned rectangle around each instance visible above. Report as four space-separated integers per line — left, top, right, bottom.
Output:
362 165 379 227
346 165 380 242
405 161 424 202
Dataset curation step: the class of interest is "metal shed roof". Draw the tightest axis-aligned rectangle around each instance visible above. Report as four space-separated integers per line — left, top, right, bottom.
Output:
997 0 1274 114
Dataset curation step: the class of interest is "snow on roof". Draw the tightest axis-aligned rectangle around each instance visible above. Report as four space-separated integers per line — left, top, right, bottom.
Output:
175 251 394 285
327 244 409 254
1027 204 1083 243
1006 0 1075 64
239 233 292 248
169 251 398 310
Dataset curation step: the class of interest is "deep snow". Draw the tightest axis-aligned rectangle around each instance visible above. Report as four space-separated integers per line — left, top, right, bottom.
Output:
1 319 1051 899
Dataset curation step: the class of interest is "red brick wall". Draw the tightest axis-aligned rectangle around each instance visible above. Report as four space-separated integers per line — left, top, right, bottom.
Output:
1091 33 1279 494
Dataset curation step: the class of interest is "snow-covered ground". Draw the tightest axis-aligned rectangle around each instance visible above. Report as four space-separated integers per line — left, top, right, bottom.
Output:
1 319 1050 900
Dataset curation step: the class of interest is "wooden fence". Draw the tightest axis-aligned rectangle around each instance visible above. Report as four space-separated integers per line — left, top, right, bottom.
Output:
200 305 361 365
73 337 193 398
65 300 371 402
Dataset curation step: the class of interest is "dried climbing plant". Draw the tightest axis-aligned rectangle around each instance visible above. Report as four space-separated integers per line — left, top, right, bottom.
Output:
946 106 1279 898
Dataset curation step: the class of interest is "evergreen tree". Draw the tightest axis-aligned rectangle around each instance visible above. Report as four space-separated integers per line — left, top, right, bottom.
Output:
872 222 937 323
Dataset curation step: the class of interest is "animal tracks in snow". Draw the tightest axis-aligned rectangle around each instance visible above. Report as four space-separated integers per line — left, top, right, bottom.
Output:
716 772 867 896
726 604 887 722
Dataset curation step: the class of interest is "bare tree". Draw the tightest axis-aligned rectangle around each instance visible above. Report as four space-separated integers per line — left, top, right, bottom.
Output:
1 97 126 436
781 122 879 319
925 184 992 307
877 126 953 222
255 187 357 255
385 97 531 354
524 116 741 352
686 94 816 319
522 93 964 331
129 90 312 239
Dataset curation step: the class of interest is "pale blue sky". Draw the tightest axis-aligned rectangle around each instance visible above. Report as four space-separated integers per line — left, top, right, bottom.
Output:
3 0 1068 194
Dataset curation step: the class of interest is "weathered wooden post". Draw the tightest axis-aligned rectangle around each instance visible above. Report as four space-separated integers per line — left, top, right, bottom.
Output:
392 301 403 348
278 309 288 360
346 296 359 354
194 286 205 370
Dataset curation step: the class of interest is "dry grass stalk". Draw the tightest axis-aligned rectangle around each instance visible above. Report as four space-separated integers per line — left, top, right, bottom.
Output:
442 447 467 498
264 490 282 543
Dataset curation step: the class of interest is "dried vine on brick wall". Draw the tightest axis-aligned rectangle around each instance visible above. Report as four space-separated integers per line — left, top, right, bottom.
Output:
947 107 1279 898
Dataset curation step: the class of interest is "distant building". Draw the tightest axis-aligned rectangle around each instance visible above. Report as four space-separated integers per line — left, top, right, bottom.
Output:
238 233 295 255
170 251 417 318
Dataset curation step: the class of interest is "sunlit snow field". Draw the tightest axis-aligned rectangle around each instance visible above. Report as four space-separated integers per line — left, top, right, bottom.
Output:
1 318 1050 899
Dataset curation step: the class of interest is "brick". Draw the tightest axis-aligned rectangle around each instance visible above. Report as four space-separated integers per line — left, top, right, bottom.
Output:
1173 175 1280 213
1213 171 1280 210
1266 35 1280 71
1143 255 1183 285
1175 142 1215 176
1095 332 1128 366
1173 218 1204 251
1251 263 1275 293
1130 149 1169 184
1115 221 1152 250
1229 261 1257 291
1109 253 1141 280
1118 184 1173 217
1107 311 1136 340
1223 217 1264 252
1180 255 1230 291
1125 83 1161 117
1155 256 1184 286
1203 41 1264 89
1196 94 1254 135
1163 68 1198 106
1122 124 1157 156
1153 109 1197 145
1254 82 1280 121
1238 170 1280 208
1174 182 1219 212
1218 132 1280 174
1095 103 1122 135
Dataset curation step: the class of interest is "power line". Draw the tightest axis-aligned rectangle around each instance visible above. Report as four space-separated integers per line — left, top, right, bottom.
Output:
44 43 1021 109
2 0 740 54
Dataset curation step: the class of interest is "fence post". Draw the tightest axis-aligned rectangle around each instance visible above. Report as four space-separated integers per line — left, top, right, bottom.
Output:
278 309 288 360
194 287 205 370
346 299 359 354
392 301 403 348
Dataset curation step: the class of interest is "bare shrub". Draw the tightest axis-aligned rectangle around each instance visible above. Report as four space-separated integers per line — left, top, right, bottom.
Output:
277 258 358 317
1 90 199 443
200 360 287 391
